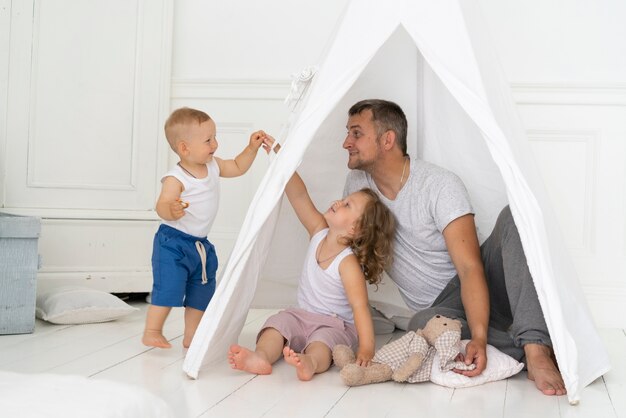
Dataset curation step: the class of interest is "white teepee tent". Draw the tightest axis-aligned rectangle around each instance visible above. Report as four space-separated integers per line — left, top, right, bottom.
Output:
184 0 610 403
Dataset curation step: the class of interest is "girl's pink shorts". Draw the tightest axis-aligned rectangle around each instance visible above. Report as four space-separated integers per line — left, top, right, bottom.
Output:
258 307 358 353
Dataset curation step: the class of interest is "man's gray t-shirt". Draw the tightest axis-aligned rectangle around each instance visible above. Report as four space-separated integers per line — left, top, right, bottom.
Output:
343 159 473 311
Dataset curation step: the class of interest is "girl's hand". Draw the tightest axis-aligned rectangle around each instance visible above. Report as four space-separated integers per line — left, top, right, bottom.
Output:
261 133 280 154
355 348 374 367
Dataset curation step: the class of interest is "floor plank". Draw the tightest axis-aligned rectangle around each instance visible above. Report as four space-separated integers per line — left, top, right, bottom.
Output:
558 377 617 418
90 308 277 418
0 303 184 374
198 310 346 417
598 328 626 417
448 380 507 418
503 372 561 418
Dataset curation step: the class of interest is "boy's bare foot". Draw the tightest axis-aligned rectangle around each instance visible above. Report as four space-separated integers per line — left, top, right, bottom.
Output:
525 343 566 396
183 337 192 349
142 330 172 348
228 344 272 375
283 346 316 381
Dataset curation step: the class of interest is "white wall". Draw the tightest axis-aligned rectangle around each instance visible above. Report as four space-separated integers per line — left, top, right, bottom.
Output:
477 0 626 83
171 1 349 80
169 0 626 327
169 0 350 278
1 0 173 293
2 1 623 326
477 0 626 327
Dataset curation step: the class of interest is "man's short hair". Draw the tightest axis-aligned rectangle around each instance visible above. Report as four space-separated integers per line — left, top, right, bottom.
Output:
349 99 407 156
164 107 211 151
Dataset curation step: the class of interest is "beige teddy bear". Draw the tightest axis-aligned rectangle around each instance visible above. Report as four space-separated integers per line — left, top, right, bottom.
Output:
333 314 476 386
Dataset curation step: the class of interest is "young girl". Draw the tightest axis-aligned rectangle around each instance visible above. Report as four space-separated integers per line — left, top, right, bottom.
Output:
228 169 395 381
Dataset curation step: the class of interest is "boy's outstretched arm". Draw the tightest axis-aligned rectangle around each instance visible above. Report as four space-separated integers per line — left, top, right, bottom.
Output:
155 176 186 220
216 130 271 178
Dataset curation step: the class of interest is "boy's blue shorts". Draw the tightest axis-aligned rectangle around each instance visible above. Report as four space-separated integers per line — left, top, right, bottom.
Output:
151 224 217 311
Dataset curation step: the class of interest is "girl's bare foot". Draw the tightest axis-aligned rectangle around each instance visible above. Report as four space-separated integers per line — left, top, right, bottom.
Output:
142 330 171 348
283 346 316 381
228 344 272 375
525 343 566 396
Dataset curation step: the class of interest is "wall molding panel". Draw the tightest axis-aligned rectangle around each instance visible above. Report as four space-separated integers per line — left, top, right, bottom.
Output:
27 0 141 192
171 78 291 100
526 129 597 253
583 285 626 329
169 82 291 274
511 82 626 106
171 79 626 105
516 87 625 327
4 0 173 212
36 218 159 293
1 1 174 294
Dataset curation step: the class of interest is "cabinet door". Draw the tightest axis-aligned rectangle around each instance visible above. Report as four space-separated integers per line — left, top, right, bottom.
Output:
4 0 172 214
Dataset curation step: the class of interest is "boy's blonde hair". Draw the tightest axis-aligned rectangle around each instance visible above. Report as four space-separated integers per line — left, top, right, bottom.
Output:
342 188 396 285
164 107 212 152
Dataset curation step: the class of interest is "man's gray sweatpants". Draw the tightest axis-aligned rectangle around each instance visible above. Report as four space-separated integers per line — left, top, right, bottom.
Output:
407 205 551 363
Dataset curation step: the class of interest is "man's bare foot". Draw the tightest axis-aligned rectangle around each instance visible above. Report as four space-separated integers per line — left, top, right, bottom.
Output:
228 344 272 375
283 346 316 381
142 330 171 348
525 343 566 396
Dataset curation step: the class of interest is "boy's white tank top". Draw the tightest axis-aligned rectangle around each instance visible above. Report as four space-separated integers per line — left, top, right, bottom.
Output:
161 160 220 238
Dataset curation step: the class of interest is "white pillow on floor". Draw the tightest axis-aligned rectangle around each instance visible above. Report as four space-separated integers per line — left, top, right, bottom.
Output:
36 286 138 324
429 340 524 388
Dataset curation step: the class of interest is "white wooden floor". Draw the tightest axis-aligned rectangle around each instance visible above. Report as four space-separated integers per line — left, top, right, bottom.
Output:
1 300 624 418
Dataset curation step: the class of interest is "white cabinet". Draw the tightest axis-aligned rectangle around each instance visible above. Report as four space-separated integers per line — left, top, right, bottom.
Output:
1 0 173 292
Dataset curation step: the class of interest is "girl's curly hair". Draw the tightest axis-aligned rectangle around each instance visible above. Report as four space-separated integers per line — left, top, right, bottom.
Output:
342 188 395 285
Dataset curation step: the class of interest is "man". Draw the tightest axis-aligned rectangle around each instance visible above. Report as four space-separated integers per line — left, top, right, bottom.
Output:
342 99 565 396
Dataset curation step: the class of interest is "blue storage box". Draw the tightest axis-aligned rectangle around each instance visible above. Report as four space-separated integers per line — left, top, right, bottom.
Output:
0 212 41 334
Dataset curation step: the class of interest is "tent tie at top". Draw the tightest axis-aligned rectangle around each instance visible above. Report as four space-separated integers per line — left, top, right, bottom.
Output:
195 241 208 285
271 66 318 163
285 66 317 110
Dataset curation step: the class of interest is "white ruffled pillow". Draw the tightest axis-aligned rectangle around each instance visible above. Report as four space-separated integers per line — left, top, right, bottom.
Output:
430 340 524 388
36 286 138 324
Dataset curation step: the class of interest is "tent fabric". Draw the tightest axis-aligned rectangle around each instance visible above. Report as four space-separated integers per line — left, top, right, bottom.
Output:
183 0 610 403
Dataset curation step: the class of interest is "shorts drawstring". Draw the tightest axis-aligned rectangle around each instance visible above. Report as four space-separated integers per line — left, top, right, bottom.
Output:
195 241 208 285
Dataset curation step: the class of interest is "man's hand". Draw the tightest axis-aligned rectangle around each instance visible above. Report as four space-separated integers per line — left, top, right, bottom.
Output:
453 338 487 376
